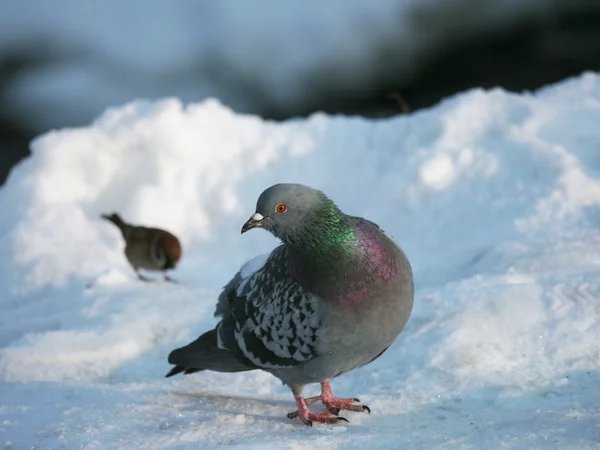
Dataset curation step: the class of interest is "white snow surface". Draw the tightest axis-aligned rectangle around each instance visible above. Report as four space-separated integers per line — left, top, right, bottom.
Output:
1 73 600 448
2 0 600 132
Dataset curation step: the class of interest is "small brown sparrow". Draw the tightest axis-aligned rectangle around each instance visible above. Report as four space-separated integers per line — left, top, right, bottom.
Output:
101 212 182 282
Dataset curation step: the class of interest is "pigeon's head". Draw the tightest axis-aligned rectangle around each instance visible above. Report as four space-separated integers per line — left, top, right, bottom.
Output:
241 183 330 241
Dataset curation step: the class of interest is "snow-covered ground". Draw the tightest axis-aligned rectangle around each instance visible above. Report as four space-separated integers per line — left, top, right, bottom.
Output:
2 0 600 132
1 72 600 448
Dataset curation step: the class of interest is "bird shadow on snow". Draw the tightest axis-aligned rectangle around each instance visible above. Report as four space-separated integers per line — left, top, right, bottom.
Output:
145 368 600 449
1 370 597 449
169 390 293 424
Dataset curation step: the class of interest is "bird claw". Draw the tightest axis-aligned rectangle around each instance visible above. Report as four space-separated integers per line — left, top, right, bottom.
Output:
323 397 370 414
287 408 339 420
288 400 367 426
288 383 370 426
291 411 349 426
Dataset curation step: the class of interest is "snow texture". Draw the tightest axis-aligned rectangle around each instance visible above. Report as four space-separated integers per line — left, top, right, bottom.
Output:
2 0 600 132
1 72 600 448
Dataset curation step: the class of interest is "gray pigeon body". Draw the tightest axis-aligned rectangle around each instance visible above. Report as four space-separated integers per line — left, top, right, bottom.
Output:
166 183 414 426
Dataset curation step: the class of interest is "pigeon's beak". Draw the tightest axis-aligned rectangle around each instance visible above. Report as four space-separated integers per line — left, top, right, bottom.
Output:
241 213 265 234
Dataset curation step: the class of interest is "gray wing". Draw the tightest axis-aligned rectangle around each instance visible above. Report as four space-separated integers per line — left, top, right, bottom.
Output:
214 246 322 370
214 252 272 318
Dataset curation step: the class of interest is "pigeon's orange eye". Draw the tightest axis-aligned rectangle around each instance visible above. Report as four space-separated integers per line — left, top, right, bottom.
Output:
276 203 287 214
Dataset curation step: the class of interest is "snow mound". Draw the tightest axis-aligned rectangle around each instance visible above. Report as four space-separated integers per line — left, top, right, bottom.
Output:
1 73 600 447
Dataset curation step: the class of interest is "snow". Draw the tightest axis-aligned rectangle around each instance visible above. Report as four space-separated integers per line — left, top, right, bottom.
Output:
2 0 600 132
1 72 600 448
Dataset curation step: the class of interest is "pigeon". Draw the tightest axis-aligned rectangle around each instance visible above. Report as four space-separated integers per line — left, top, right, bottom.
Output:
101 212 182 282
166 183 414 426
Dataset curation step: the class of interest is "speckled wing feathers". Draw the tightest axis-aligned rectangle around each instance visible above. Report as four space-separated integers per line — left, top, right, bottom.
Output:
216 247 320 370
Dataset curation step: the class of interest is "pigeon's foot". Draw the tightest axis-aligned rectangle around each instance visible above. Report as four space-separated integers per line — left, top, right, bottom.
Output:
287 380 370 425
287 395 349 426
320 380 371 414
321 396 370 415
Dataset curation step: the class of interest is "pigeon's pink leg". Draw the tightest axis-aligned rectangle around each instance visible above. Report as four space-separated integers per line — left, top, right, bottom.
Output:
294 395 321 406
287 380 370 425
287 394 349 426
320 380 371 414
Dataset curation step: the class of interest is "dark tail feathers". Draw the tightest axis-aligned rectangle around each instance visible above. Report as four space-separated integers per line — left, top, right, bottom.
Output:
165 329 255 377
165 365 203 377
101 212 129 235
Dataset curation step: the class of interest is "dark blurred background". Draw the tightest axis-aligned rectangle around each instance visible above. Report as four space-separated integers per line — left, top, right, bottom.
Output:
2 0 600 185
